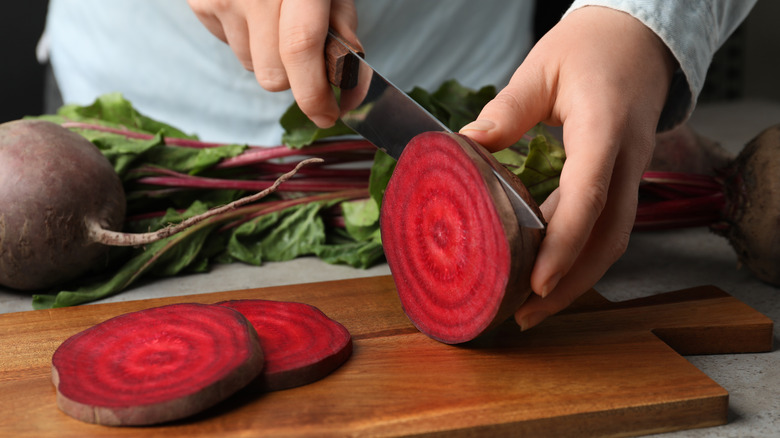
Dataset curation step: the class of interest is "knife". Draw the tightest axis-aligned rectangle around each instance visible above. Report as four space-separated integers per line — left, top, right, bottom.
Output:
324 30 545 229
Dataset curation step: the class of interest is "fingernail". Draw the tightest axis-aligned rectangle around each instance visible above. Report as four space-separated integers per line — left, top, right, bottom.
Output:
519 311 550 331
459 119 495 133
539 272 562 298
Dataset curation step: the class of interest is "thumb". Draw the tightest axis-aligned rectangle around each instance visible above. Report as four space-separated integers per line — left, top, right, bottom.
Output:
459 65 552 152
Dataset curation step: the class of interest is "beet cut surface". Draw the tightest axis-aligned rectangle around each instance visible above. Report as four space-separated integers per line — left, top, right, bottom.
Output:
51 303 264 426
217 299 353 391
380 132 544 344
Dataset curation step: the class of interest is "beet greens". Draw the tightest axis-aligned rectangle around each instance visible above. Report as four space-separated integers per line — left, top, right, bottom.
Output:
20 80 772 311
17 85 561 309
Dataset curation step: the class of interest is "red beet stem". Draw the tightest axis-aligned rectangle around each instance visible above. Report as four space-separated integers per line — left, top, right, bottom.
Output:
88 158 322 246
634 193 725 231
215 189 368 232
135 175 367 192
215 140 374 168
125 189 368 231
635 170 726 230
61 122 226 148
60 121 374 160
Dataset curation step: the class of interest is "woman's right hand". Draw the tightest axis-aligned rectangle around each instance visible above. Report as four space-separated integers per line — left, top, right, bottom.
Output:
187 0 361 128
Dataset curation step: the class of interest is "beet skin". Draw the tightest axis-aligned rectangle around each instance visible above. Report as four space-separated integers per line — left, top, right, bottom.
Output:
0 120 126 291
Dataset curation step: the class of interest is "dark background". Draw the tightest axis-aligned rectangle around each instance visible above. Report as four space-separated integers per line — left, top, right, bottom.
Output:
2 1 778 124
1 1 48 123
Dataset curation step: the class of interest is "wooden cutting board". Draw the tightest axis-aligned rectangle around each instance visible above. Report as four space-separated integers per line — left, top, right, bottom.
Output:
0 275 773 437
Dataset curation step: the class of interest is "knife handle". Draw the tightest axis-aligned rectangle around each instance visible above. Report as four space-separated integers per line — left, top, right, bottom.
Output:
325 29 363 90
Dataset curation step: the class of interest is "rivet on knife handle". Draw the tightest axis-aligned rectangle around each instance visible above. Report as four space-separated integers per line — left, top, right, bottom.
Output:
324 29 364 90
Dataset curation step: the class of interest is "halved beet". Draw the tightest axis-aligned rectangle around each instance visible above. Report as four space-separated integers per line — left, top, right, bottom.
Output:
380 132 545 344
51 303 264 426
216 299 352 391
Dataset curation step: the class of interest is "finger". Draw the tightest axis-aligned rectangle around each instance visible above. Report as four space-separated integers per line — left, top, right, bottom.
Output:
221 16 254 72
329 0 362 52
278 0 339 128
187 0 229 43
459 55 553 152
516 151 644 330
188 0 256 73
530 110 621 298
245 1 288 90
539 187 560 222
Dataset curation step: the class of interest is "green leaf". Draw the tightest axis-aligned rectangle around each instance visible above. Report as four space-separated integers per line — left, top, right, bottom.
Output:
493 126 565 204
341 197 381 243
518 135 566 204
367 150 397 206
139 143 246 175
340 150 396 244
409 79 497 131
87 132 165 177
224 202 329 265
57 92 194 138
313 240 385 268
279 102 355 148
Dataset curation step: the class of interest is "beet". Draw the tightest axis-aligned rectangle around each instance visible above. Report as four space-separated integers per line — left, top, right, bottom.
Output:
0 120 126 290
51 303 264 426
715 124 780 285
0 119 319 292
216 299 353 391
650 123 734 176
638 123 780 286
380 132 545 344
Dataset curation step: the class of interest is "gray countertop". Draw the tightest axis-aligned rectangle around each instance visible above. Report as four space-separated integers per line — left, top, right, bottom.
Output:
1 100 778 437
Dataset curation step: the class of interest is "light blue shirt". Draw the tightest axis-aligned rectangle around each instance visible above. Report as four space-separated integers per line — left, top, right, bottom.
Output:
45 0 532 145
45 0 754 144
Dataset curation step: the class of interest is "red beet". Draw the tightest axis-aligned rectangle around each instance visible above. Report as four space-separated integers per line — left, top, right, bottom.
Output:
51 303 264 426
650 123 734 176
0 119 318 291
715 124 780 285
380 132 545 344
0 119 125 290
638 124 780 286
216 299 352 391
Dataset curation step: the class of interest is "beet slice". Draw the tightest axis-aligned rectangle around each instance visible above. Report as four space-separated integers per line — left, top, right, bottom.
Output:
380 132 545 344
51 303 264 426
216 299 352 391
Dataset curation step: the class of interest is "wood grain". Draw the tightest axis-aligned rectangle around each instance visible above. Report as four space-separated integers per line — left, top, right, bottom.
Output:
325 29 363 90
0 276 773 437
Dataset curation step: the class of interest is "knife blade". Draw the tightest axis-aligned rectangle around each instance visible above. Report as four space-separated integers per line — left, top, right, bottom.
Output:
325 30 545 229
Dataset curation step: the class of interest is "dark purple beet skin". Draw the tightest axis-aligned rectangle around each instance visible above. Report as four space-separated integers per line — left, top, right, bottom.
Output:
0 120 126 291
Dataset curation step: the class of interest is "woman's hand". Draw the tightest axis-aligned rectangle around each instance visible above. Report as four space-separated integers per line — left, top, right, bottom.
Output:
460 6 677 330
187 0 361 128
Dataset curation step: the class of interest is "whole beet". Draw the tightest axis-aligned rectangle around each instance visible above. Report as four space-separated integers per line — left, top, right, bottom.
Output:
715 124 780 285
0 120 126 291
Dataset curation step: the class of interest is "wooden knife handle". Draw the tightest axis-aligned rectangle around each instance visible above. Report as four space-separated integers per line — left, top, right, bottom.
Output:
325 29 363 89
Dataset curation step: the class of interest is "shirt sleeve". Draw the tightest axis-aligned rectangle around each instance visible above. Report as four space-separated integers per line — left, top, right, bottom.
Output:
564 0 757 130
